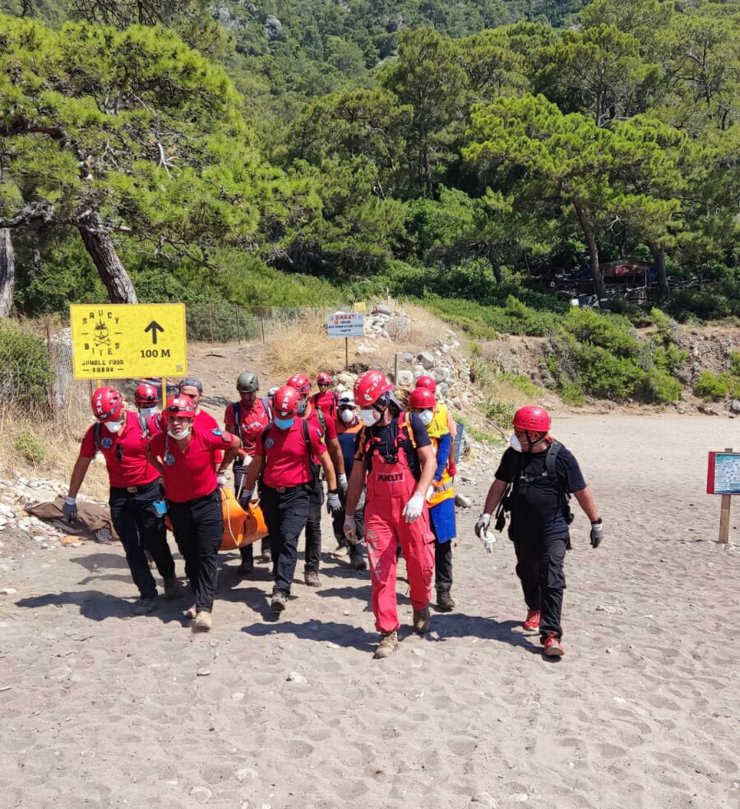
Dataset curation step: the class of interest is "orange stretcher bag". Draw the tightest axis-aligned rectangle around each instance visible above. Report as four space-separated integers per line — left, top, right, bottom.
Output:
220 487 268 550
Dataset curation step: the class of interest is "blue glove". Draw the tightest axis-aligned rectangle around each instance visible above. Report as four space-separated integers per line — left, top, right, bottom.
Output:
63 497 78 523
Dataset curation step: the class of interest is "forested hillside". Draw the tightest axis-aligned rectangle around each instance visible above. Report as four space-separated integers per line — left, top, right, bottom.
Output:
0 0 738 328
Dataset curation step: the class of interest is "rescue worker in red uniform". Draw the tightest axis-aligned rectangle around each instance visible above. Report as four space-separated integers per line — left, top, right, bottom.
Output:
224 371 273 575
133 382 163 436
409 386 457 611
240 386 340 613
178 377 220 432
310 372 339 421
344 370 437 659
147 396 241 632
64 386 177 615
286 373 346 587
333 391 366 570
475 406 604 657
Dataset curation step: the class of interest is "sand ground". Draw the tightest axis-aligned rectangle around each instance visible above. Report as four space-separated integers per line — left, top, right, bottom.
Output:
1 414 739 809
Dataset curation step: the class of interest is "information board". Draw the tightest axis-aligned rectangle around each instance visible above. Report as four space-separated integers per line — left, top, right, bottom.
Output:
70 303 188 379
327 311 365 338
706 452 740 495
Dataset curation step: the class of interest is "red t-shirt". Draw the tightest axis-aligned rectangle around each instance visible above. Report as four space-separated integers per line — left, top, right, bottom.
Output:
148 425 234 503
80 410 160 489
310 390 338 421
256 420 326 488
223 399 271 455
196 409 223 465
305 407 337 463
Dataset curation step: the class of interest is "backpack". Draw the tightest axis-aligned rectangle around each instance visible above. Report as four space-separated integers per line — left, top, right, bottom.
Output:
231 398 273 441
494 440 574 532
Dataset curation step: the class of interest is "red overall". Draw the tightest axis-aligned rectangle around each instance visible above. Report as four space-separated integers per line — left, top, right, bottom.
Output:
364 425 435 633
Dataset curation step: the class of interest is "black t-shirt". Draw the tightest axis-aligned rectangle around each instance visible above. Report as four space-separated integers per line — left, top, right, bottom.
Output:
354 413 431 480
495 444 586 539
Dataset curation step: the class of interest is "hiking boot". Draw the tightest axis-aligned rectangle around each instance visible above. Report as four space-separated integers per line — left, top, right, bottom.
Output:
523 609 541 632
193 610 212 632
436 588 455 612
163 575 180 599
413 607 431 635
543 633 565 657
133 596 158 615
184 604 197 620
270 591 288 613
373 631 399 659
350 554 367 571
304 570 321 588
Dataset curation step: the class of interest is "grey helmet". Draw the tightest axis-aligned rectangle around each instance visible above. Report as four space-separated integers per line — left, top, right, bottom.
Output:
236 371 259 393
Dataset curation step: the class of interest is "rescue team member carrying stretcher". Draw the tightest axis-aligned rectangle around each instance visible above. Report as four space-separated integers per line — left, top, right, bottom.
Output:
344 370 437 660
239 385 340 614
147 396 241 632
475 405 603 658
65 386 178 616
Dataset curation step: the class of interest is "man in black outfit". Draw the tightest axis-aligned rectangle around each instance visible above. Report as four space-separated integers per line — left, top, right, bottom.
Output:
475 405 604 658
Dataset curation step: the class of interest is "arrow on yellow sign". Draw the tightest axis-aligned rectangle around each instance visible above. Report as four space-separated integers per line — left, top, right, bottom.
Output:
145 320 165 345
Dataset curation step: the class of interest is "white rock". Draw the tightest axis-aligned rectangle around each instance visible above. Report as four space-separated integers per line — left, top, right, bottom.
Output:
286 671 306 683
190 786 212 802
0 588 17 595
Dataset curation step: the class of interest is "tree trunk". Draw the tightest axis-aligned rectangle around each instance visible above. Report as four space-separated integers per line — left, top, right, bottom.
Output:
77 211 138 304
573 199 607 300
648 240 669 300
0 228 16 317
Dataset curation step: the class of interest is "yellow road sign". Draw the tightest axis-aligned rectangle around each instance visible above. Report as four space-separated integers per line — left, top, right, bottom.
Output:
70 304 188 380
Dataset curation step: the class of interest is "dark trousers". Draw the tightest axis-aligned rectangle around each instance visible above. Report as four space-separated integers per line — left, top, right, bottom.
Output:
304 477 323 573
168 490 223 612
332 493 366 562
261 484 310 595
109 483 174 600
234 463 271 566
434 538 453 591
512 532 568 640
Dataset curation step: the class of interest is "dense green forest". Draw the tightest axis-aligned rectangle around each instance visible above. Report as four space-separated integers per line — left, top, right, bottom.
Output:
0 0 738 328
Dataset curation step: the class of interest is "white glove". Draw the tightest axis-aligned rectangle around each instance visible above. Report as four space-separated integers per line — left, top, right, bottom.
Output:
217 473 227 487
425 485 435 502
338 473 348 493
327 491 342 515
344 515 357 542
475 513 496 553
402 492 425 524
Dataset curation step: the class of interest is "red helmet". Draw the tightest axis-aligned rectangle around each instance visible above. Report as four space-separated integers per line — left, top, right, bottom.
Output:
164 395 196 421
415 375 437 393
273 385 300 418
513 405 550 433
354 370 393 406
409 387 436 410
286 373 311 396
134 382 159 407
90 386 124 422
317 371 332 386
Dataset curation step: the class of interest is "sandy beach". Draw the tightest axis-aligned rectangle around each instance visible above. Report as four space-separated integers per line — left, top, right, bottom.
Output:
1 413 739 809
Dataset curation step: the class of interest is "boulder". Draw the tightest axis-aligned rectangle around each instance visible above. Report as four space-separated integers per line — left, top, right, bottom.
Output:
730 400 740 414
417 352 435 370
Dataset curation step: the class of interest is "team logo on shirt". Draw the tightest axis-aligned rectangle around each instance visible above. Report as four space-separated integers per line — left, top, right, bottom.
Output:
101 437 114 450
265 438 275 449
164 452 176 466
212 429 223 436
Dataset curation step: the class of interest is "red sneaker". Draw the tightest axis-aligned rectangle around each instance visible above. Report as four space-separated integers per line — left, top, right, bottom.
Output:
523 609 541 632
543 633 564 657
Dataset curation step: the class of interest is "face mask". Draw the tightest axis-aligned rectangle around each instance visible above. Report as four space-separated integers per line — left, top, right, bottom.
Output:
139 407 156 419
297 400 307 415
417 410 434 427
340 409 356 424
168 425 192 439
104 421 122 434
360 409 379 427
509 434 522 452
274 417 294 430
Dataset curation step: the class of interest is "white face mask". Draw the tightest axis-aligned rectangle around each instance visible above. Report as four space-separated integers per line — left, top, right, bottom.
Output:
509 434 522 452
417 410 434 427
340 409 356 424
104 421 122 434
139 407 156 419
360 408 379 427
168 425 192 440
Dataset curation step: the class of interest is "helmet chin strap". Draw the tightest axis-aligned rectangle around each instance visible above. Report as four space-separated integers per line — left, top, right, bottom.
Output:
521 431 549 451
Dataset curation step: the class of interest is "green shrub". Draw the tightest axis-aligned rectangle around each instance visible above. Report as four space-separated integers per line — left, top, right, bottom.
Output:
0 320 54 410
485 400 515 428
638 367 683 404
694 371 729 401
730 352 740 377
14 427 47 465
499 372 540 397
653 343 689 374
562 308 641 359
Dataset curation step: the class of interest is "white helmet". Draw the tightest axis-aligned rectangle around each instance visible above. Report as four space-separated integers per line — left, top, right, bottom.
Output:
338 391 356 408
